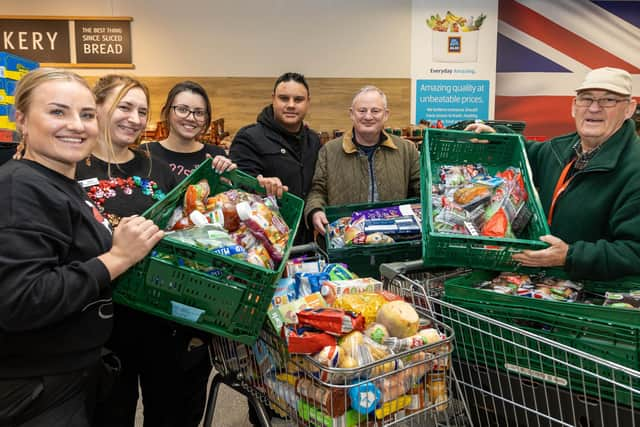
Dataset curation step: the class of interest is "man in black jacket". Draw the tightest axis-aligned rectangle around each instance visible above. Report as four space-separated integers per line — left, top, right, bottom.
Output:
230 72 321 244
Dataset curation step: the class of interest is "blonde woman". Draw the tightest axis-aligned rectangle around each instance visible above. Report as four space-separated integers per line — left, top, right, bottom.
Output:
0 69 162 426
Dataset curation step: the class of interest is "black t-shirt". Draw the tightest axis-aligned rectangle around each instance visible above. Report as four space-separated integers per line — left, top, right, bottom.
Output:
75 150 178 227
146 141 226 182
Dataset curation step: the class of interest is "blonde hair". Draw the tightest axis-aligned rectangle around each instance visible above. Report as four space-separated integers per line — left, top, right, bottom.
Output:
13 68 92 160
92 74 152 176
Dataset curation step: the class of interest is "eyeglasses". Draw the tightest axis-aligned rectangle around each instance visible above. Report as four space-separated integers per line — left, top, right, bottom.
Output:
574 96 630 108
170 105 207 120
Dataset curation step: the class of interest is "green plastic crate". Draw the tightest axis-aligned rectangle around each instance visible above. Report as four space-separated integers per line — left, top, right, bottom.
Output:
325 198 422 278
444 270 640 329
442 298 640 406
421 129 551 270
114 159 304 344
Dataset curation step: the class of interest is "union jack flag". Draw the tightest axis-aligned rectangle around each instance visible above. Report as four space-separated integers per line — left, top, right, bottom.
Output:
495 0 640 138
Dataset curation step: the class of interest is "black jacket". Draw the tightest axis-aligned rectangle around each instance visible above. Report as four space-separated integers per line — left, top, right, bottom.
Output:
0 160 113 378
230 105 321 244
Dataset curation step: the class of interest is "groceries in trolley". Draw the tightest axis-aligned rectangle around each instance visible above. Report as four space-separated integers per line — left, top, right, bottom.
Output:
432 164 532 238
164 181 290 269
257 283 452 424
328 203 422 248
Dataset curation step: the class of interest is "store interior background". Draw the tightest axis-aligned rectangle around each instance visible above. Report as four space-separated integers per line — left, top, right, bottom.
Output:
4 0 639 140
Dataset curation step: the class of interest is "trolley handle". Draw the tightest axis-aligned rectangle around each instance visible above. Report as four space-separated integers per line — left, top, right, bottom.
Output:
289 242 319 257
379 260 425 280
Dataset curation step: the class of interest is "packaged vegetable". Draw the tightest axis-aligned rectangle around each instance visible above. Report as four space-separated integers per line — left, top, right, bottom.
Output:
603 291 640 309
364 323 389 344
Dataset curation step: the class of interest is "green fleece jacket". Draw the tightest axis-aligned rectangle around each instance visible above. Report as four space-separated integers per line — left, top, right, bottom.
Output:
304 130 421 221
525 119 640 280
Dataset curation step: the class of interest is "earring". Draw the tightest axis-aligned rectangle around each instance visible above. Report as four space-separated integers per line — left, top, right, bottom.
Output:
13 133 25 160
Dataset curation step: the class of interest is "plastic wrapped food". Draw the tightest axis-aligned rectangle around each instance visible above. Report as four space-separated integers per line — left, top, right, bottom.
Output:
297 307 365 336
334 292 388 326
236 200 289 264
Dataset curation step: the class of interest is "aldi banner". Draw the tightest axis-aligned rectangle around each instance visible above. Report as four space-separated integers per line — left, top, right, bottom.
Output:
411 0 499 127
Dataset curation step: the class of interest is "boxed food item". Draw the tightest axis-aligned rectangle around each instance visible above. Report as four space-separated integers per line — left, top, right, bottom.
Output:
325 199 422 277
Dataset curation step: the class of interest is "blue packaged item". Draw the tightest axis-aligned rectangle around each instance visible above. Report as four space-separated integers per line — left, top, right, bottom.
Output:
296 272 330 297
349 382 380 414
211 244 246 258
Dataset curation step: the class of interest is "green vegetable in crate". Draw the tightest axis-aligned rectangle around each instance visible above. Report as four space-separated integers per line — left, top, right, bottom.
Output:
603 291 640 309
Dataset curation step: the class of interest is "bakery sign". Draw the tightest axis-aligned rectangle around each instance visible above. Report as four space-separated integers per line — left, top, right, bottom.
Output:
0 16 133 68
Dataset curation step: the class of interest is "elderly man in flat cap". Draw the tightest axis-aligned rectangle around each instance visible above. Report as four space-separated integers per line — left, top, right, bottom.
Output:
467 67 639 280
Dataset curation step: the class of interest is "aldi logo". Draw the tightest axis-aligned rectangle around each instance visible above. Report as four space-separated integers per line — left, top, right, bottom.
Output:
447 36 461 53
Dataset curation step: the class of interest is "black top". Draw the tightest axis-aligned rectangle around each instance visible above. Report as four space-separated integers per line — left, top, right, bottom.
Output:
0 160 113 378
229 105 321 244
146 141 226 182
76 150 178 227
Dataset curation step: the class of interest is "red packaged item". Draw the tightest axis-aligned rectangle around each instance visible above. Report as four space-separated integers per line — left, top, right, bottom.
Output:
281 326 337 354
377 290 404 302
297 308 365 336
481 207 509 237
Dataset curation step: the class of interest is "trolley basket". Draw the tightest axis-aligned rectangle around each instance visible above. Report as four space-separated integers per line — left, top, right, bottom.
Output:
381 260 640 427
205 256 471 426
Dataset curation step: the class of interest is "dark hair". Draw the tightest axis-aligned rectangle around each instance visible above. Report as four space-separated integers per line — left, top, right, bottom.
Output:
273 72 309 96
160 81 212 139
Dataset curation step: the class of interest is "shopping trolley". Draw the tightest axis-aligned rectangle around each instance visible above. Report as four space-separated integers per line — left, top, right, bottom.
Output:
381 260 640 427
203 247 474 426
